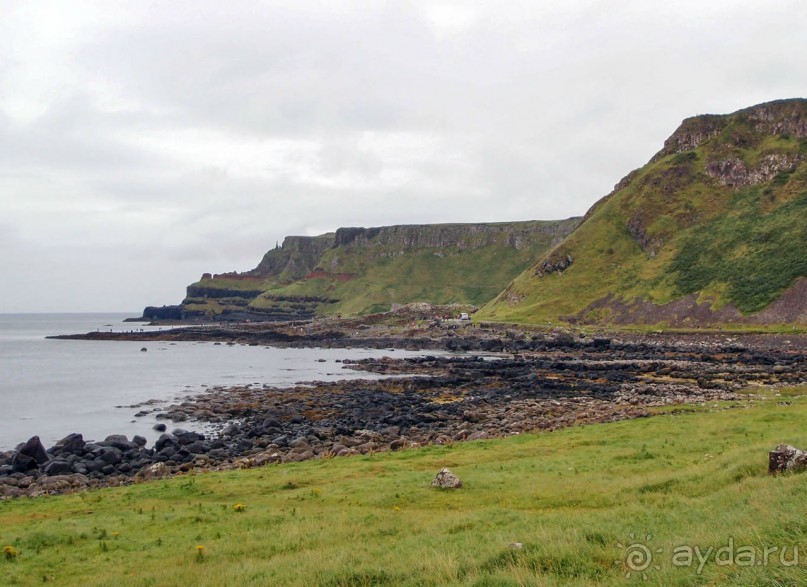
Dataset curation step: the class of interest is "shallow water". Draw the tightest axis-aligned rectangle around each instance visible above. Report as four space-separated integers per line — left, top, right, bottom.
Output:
0 313 427 450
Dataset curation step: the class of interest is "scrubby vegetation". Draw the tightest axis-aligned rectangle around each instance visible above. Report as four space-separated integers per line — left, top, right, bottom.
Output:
672 189 807 312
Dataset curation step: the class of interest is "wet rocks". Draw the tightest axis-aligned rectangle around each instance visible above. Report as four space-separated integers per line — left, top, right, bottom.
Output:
2 329 807 498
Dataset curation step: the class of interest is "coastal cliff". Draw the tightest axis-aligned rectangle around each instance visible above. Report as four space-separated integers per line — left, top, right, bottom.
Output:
159 218 580 321
478 98 807 327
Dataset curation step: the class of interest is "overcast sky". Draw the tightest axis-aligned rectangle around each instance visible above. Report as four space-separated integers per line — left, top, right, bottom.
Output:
1 0 805 312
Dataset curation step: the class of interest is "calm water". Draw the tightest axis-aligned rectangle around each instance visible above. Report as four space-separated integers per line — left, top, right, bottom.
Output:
0 313 428 451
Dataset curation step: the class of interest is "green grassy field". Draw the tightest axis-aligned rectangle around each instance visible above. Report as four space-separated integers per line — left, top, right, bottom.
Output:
2 392 807 586
254 244 551 316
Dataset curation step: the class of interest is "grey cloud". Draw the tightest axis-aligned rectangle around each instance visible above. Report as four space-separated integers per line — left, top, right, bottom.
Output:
1 0 806 311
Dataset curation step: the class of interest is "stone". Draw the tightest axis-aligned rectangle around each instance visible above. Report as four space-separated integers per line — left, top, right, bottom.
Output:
253 452 283 466
44 460 74 476
97 448 122 465
262 417 282 430
330 443 348 454
769 444 807 474
289 437 310 449
183 441 207 455
55 433 86 455
153 423 167 432
19 436 49 464
139 462 170 481
271 435 289 447
154 433 178 451
176 431 204 445
389 438 407 451
431 467 462 489
102 435 136 451
10 453 38 473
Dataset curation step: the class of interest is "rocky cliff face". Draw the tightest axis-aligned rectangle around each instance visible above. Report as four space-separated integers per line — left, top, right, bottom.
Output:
479 98 807 327
250 234 335 280
652 99 807 161
162 218 580 321
332 221 572 251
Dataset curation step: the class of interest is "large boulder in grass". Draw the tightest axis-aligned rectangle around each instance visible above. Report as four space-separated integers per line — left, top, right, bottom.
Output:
769 444 807 474
431 467 463 489
138 462 170 481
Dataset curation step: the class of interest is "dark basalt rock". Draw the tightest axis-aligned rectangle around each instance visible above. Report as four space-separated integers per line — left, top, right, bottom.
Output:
11 453 38 473
44 460 74 476
53 433 86 456
101 435 137 451
2 329 807 498
19 436 49 464
154 434 177 451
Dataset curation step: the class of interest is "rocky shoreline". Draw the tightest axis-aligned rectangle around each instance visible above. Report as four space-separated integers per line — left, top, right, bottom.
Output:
3 326 806 499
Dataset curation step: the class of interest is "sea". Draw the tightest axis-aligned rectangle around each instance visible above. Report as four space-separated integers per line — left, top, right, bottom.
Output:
0 313 429 451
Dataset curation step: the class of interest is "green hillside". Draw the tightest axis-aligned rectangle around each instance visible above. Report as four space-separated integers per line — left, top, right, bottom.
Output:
181 219 580 320
478 99 807 327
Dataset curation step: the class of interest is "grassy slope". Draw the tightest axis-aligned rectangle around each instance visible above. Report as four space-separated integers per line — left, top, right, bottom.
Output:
191 220 578 318
3 390 807 586
477 109 807 326
253 240 555 316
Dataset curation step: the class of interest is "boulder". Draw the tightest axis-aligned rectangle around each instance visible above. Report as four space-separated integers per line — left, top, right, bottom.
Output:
389 438 407 451
154 433 178 451
769 444 807 474
176 431 205 445
44 460 74 476
10 452 38 473
253 451 283 466
139 462 170 481
96 448 123 465
289 437 310 449
183 441 207 455
37 474 87 494
19 436 49 464
431 467 463 489
262 417 283 430
55 433 86 455
102 435 136 451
